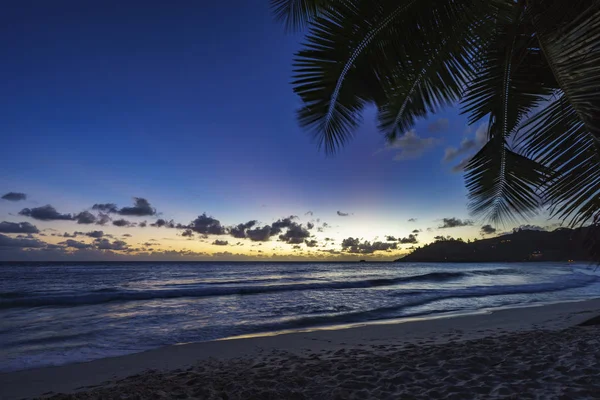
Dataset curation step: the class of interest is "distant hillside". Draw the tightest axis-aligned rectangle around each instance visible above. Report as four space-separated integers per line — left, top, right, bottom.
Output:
396 227 594 263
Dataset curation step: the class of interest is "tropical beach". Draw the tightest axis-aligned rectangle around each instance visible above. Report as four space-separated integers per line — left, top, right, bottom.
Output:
2 299 600 399
2 0 599 398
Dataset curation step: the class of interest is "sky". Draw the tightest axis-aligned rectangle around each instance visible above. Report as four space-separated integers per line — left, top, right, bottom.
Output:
0 1 559 262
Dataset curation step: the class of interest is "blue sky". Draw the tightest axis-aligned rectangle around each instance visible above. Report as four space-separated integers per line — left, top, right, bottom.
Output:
0 1 558 261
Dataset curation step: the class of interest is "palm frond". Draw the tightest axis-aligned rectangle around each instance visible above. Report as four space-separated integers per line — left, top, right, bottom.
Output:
465 134 548 224
517 95 600 226
270 0 332 31
459 3 556 223
524 1 600 227
293 0 508 153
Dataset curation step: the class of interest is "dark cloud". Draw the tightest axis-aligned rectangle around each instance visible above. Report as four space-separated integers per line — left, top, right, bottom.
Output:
246 226 273 242
399 234 418 244
112 219 135 227
408 218 417 222
434 235 455 241
122 234 132 237
118 198 156 217
138 221 147 228
19 205 73 221
451 157 472 173
428 118 449 133
0 221 39 234
514 225 546 232
228 220 258 239
60 239 93 249
92 203 118 213
443 138 476 163
481 225 497 235
337 211 349 217
2 192 26 201
181 229 194 237
212 240 229 246
305 239 318 247
0 233 45 248
307 222 315 230
278 224 310 244
305 211 314 216
271 216 298 233
450 123 488 173
341 237 398 254
386 130 441 161
96 213 111 226
96 239 129 250
151 219 175 228
189 213 226 235
75 211 96 224
85 231 104 238
412 229 421 234
385 236 397 241
439 218 474 229
63 232 78 238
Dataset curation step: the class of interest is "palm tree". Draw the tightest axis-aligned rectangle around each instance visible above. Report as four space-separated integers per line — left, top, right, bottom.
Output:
271 0 599 245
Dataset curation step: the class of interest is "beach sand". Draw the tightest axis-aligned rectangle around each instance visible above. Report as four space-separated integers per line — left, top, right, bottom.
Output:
2 299 600 399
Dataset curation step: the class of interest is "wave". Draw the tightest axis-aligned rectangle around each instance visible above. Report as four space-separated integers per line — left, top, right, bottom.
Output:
0 271 469 308
0 268 556 309
263 273 599 330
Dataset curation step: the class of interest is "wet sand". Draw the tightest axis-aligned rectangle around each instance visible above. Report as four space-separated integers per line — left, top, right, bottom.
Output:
2 299 600 399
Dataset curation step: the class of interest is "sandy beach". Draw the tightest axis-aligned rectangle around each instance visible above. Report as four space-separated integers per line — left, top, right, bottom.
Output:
2 299 600 399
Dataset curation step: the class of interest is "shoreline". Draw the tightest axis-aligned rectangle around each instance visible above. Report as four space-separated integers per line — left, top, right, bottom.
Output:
2 298 600 399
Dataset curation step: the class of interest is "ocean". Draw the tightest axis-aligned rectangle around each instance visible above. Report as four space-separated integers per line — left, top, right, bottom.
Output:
1 261 599 372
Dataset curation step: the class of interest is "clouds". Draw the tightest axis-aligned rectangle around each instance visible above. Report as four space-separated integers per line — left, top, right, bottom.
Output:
341 237 398 254
151 219 175 228
92 203 118 213
229 220 258 239
439 217 474 229
481 225 497 235
19 205 73 221
212 240 229 246
86 230 104 238
118 197 156 217
0 221 39 234
515 225 546 232
112 219 135 227
408 218 417 222
96 213 111 226
443 137 477 163
189 213 226 235
386 130 441 161
2 192 26 201
91 198 156 217
96 239 129 250
0 233 45 248
446 123 488 173
399 234 418 244
246 226 272 242
59 239 93 249
278 223 310 244
428 118 449 133
75 211 97 224
337 211 349 217
305 239 318 247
